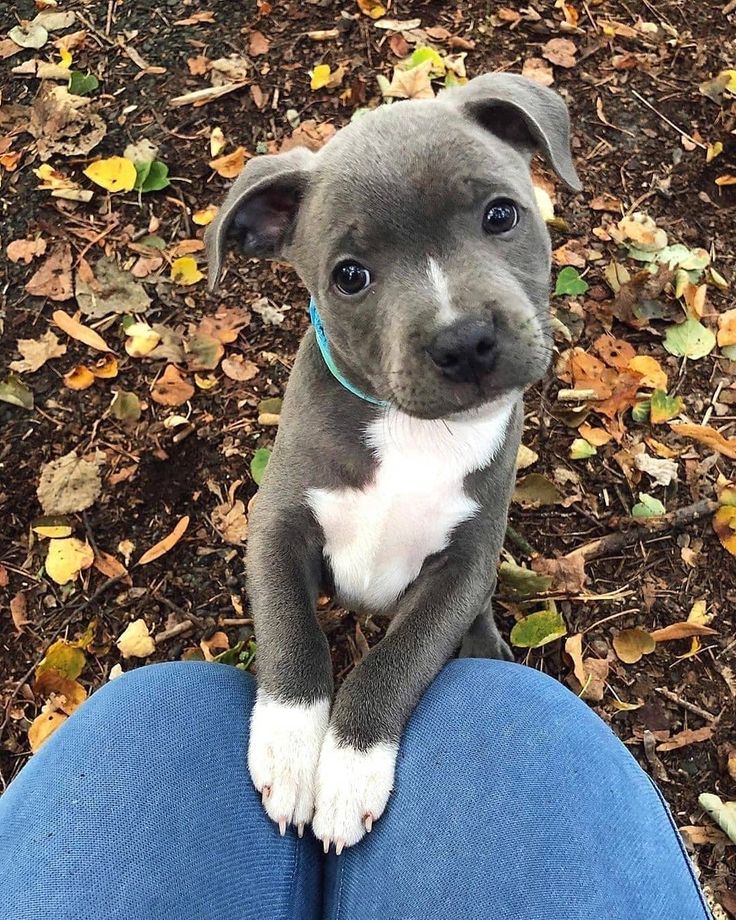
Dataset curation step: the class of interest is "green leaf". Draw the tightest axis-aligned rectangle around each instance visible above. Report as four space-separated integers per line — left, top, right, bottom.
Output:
632 400 651 423
36 639 86 680
510 607 567 649
214 639 245 666
250 447 271 486
650 389 683 424
110 390 141 422
258 397 283 416
570 438 597 460
632 492 666 518
513 473 563 507
138 234 167 250
68 71 99 95
498 561 553 598
722 345 736 361
140 160 170 193
408 46 445 74
0 374 34 410
133 160 152 191
554 266 589 296
663 319 716 360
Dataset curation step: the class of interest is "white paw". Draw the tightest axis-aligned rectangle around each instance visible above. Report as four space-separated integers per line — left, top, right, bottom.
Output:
247 692 330 834
312 727 398 852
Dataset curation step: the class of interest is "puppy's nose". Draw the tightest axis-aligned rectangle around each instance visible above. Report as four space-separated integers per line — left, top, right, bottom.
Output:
427 319 497 383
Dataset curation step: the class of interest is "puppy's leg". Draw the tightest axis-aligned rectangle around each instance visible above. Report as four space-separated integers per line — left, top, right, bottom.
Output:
459 601 514 661
311 546 493 852
246 512 333 836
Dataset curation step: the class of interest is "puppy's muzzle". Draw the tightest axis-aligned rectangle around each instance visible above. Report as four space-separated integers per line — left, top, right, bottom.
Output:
426 318 497 384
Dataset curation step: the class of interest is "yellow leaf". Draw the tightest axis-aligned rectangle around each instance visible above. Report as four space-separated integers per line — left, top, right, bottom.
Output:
208 147 246 179
715 174 736 187
59 47 73 69
64 365 96 390
34 670 87 715
310 63 331 90
52 310 111 352
192 205 218 226
613 628 656 664
706 141 723 163
194 373 218 390
717 308 736 347
116 618 156 659
713 504 736 557
687 599 712 626
171 256 204 286
675 637 702 660
138 515 190 565
628 355 668 390
36 639 86 680
125 322 161 357
33 521 73 538
29 712 67 752
84 156 137 193
90 354 118 378
357 0 386 17
45 537 94 585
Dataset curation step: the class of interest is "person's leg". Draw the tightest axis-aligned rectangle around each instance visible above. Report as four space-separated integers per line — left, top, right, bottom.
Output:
324 658 710 920
0 662 321 920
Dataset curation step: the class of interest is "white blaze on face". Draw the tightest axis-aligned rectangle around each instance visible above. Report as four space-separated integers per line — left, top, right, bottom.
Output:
427 256 456 325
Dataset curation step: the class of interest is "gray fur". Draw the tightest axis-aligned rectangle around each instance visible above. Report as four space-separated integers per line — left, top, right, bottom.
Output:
207 75 578 756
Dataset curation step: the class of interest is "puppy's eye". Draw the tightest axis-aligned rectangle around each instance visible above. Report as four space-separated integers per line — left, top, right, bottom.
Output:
483 198 519 235
332 260 371 296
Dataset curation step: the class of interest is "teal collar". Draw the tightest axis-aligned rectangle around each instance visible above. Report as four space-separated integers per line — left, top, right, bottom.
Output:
309 297 388 408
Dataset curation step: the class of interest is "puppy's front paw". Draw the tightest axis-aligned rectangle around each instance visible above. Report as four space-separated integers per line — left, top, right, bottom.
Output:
312 728 398 853
248 692 330 835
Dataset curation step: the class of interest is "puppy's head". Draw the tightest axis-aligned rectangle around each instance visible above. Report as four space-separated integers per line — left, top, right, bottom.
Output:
208 73 580 418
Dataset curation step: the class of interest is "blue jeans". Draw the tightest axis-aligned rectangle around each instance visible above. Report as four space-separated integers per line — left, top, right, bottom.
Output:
0 660 709 919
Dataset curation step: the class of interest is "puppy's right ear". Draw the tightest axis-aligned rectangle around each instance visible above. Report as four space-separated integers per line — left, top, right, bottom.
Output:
206 146 314 290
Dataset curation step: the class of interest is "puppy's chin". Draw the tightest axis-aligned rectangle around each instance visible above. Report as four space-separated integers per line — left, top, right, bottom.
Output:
387 382 516 421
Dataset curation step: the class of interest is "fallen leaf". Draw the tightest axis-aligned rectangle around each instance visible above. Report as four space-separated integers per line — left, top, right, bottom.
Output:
531 553 586 592
248 29 269 55
250 447 271 486
10 330 66 373
116 619 156 658
186 332 224 371
110 390 142 422
542 37 577 68
555 266 588 296
197 306 250 344
615 212 668 252
36 639 86 680
378 60 434 100
594 334 636 370
29 83 106 160
45 537 95 585
650 622 718 642
657 726 713 752
511 608 567 649
75 257 150 318
631 493 665 518
577 423 611 447
629 355 668 390
513 473 563 507
7 237 47 264
209 147 247 178
151 364 195 406
93 549 129 581
522 57 554 86
0 374 34 410
717 309 736 348
212 496 248 545
649 390 682 424
171 256 204 286
200 630 230 661
634 451 678 487
0 564 7 587
28 712 67 752
125 322 161 357
52 310 111 352
192 204 218 226
138 515 190 565
64 365 96 390
670 424 736 460
222 355 258 381
613 627 656 664
34 670 87 715
357 0 386 17
570 438 597 460
10 591 29 633
713 505 736 557
37 450 102 515
84 156 137 192
25 243 73 301
90 354 118 379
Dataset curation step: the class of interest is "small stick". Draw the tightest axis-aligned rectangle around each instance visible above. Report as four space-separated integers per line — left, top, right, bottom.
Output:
655 687 719 723
630 90 706 150
155 620 193 643
219 617 253 627
557 388 602 402
643 730 671 784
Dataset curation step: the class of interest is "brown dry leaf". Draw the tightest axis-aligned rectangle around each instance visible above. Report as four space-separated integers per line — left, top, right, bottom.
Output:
552 239 586 267
34 670 87 715
280 120 337 153
37 450 102 515
628 355 668 390
589 193 622 212
150 365 195 406
197 306 251 344
679 826 732 847
594 334 636 370
10 330 66 373
717 309 736 347
200 630 230 661
187 54 209 75
565 635 609 702
248 30 270 55
212 500 248 545
222 355 258 381
138 515 190 565
29 711 67 752
531 553 586 592
10 591 29 633
93 549 130 582
657 726 713 753
7 237 47 264
522 57 554 86
25 243 73 301
381 60 434 100
64 365 96 390
542 37 576 68
577 423 612 447
131 254 164 278
75 257 150 319
28 84 106 160
209 147 247 178
0 564 7 587
613 628 656 664
52 310 111 352
670 423 736 460
650 621 718 642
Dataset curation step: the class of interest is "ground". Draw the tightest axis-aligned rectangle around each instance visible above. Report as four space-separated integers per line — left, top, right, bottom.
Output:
1 0 736 909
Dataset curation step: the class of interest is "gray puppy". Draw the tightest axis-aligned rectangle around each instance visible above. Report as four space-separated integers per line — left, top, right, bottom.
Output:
207 73 580 853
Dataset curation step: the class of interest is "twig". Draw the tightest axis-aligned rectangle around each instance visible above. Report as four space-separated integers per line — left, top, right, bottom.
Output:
567 499 718 561
155 620 193 643
153 592 205 628
504 524 537 558
630 89 706 150
655 687 719 723
643 730 671 784
220 617 253 627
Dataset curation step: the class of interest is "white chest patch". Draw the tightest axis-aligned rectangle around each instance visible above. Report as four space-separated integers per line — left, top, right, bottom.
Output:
307 400 514 611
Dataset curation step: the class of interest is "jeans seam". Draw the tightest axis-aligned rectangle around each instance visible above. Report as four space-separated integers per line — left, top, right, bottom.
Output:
287 835 302 920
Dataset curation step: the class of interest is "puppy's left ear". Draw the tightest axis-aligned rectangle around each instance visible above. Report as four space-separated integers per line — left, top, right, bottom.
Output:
205 146 315 290
444 73 582 192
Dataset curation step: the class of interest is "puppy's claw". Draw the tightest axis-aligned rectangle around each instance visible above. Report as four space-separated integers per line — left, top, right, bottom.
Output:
278 817 287 837
297 823 305 838
364 814 373 833
323 839 330 854
335 839 345 856
261 785 271 803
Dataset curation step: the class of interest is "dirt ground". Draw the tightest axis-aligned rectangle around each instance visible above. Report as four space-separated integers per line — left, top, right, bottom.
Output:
1 0 735 908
